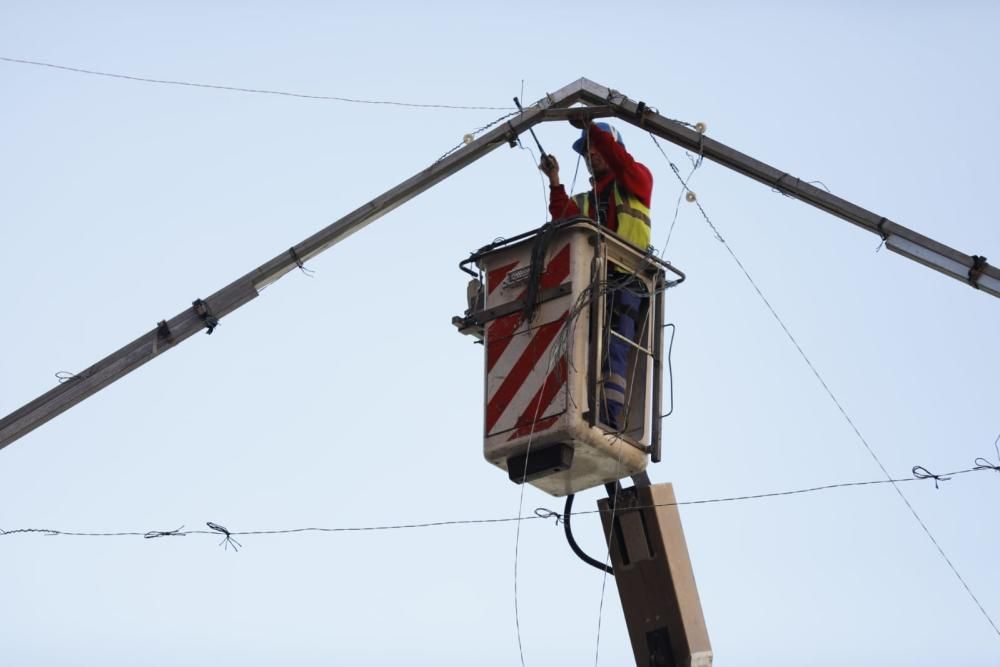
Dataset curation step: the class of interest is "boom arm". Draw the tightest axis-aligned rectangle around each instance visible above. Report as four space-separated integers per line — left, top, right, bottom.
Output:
1 78 995 450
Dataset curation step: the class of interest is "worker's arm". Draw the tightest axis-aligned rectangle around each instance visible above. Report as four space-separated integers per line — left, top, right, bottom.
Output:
588 124 653 206
540 154 581 220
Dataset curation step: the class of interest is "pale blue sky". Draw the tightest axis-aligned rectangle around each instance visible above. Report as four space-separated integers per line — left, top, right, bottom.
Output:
2 1 999 665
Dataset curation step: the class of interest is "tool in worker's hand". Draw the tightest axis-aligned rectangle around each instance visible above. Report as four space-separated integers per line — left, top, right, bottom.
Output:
513 97 554 170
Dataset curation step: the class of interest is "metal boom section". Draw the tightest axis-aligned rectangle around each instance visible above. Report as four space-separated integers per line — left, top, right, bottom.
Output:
1 78 995 450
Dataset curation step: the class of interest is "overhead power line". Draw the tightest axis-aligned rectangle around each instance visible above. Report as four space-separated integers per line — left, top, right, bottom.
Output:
0 56 514 111
2 461 995 546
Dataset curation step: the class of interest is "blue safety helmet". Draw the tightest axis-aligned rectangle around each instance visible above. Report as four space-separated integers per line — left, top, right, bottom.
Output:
572 122 625 156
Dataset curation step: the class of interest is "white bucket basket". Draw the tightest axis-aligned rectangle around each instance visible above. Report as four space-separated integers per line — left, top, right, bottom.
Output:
455 219 683 496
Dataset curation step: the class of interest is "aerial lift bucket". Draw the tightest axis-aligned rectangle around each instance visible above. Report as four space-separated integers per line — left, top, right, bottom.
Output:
454 218 685 496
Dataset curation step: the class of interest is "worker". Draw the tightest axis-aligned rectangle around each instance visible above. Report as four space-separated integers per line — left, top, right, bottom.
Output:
539 121 653 432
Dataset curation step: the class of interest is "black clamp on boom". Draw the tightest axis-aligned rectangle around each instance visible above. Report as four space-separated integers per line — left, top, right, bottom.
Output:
875 217 890 242
192 299 219 334
969 255 989 290
634 100 647 127
156 320 172 341
505 121 520 148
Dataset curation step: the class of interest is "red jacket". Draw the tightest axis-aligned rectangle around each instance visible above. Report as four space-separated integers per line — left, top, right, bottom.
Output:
548 124 653 232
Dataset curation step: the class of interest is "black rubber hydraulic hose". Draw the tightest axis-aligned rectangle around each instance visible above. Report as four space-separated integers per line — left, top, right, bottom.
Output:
563 493 614 575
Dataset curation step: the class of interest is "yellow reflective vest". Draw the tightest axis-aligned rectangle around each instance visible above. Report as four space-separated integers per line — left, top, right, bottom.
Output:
573 185 651 251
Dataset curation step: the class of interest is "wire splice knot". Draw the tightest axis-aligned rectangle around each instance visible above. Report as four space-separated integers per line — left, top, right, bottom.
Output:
912 465 951 489
533 508 563 525
874 217 890 252
206 522 242 551
144 526 186 539
288 247 315 277
55 371 78 384
974 458 1000 473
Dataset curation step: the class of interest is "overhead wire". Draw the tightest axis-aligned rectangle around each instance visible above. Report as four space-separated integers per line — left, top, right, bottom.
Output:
508 120 575 667
651 135 693 424
574 137 664 658
516 139 551 222
3 462 995 543
509 118 670 664
447 118 669 658
648 134 1000 640
503 233 651 662
569 117 697 665
434 109 521 163
594 482 618 667
527 120 683 661
646 138 697 431
10 49 993 647
3 52 523 182
661 322 677 420
0 56 514 110
662 152 701 252
595 269 658 667
512 344 559 667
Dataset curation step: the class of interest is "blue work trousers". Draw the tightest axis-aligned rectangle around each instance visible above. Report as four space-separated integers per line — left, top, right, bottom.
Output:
602 277 643 431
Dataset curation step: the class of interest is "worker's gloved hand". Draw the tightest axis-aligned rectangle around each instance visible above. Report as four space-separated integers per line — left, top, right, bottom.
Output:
538 154 560 185
568 115 591 130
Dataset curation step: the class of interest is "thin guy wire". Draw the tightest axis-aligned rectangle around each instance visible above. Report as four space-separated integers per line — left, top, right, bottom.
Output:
519 140 551 222
663 158 700 252
661 322 677 419
650 134 1000 640
595 272 657 666
510 148 551 667
568 153 583 199
0 515 535 539
3 464 994 541
513 324 560 667
511 122 630 665
0 56 513 110
594 491 615 665
506 192 581 661
570 218 665 663
595 452 625 666
595 406 632 666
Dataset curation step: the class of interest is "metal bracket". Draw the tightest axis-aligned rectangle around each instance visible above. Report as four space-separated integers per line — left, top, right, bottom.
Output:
630 471 652 488
467 282 572 326
192 299 219 335
634 101 647 128
156 320 172 341
876 217 890 241
505 121 520 148
969 255 989 289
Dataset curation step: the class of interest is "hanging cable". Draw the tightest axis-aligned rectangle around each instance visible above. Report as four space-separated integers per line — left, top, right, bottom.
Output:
0 56 513 110
2 461 994 545
512 341 560 667
661 322 677 420
562 493 614 575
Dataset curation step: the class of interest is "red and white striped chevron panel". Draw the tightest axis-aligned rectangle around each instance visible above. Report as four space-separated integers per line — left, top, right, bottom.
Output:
484 242 572 440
